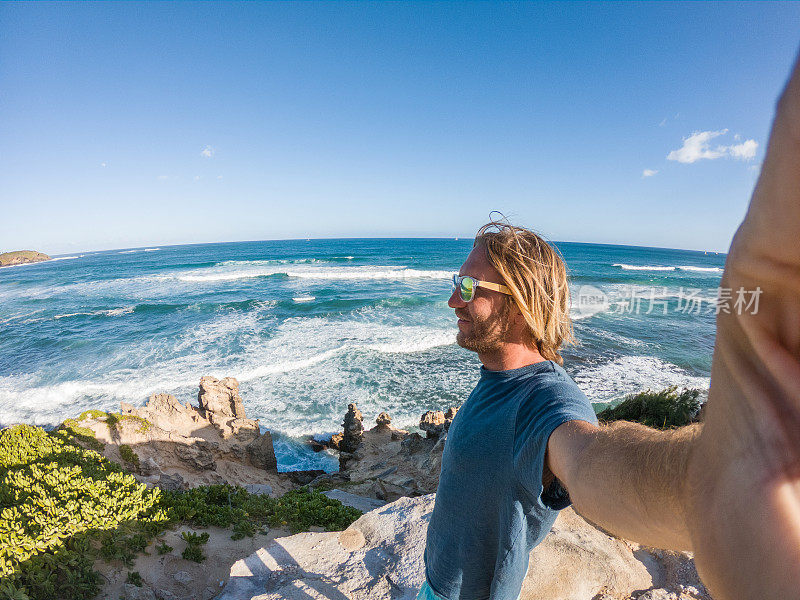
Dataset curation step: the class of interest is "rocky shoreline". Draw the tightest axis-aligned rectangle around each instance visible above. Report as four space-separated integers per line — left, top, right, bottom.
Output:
22 376 709 600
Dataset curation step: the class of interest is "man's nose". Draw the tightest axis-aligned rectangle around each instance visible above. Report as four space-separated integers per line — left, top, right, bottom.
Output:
448 286 466 309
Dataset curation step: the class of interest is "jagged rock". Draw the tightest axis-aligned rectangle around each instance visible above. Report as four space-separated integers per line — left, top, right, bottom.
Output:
420 410 446 438
219 495 705 600
375 412 392 428
147 393 186 416
328 432 344 450
401 432 436 455
246 431 277 471
120 401 137 415
444 406 458 430
287 469 326 486
139 456 161 476
197 376 246 419
156 472 185 491
322 489 386 513
174 439 217 471
340 403 364 453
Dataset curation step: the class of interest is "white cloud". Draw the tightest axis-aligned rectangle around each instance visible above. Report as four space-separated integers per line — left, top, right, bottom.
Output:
193 175 201 181
658 118 667 127
728 139 758 160
100 162 107 168
642 169 658 178
157 175 169 181
201 145 215 158
667 129 758 164
217 175 223 180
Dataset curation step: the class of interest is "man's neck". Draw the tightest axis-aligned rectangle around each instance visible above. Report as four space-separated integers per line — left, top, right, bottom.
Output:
478 343 547 372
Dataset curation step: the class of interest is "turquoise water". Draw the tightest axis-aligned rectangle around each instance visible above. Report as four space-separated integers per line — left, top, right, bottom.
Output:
0 239 724 470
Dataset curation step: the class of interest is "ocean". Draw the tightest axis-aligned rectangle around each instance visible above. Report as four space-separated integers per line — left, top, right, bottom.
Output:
0 239 724 471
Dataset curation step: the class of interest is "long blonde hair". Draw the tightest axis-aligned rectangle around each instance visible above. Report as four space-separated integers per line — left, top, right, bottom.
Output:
474 219 573 364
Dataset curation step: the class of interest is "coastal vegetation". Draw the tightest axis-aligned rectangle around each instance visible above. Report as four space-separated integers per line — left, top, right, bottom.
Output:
597 386 703 429
0 251 50 268
0 424 361 600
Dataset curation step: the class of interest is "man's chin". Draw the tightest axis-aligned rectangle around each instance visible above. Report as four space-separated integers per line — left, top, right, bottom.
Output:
456 332 489 353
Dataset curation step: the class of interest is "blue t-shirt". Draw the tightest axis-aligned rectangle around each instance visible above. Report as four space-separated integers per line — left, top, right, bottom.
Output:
423 360 597 600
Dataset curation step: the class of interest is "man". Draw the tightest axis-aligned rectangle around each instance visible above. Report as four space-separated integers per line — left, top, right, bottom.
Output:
418 52 800 600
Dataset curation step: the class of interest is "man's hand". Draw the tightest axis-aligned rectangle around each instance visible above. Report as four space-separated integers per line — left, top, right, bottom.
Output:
684 52 800 599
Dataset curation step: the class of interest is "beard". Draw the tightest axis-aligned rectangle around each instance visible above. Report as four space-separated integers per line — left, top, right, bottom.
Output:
455 301 512 353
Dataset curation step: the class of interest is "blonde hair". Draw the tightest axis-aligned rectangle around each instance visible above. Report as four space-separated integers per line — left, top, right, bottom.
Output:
474 219 573 364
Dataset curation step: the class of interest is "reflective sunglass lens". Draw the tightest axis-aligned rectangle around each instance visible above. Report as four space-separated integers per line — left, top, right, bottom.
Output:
460 277 474 302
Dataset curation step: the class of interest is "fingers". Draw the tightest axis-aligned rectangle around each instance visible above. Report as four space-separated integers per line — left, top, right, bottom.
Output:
736 49 800 263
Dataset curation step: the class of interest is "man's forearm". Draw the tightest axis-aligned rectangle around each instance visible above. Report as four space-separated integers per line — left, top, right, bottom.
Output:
556 419 702 551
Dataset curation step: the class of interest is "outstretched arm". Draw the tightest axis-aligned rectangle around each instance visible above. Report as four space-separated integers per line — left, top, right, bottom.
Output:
550 51 800 600
547 418 699 551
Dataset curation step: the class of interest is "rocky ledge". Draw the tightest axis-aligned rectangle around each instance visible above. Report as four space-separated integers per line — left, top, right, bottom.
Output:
65 376 290 496
59 383 708 600
0 250 51 267
219 494 708 600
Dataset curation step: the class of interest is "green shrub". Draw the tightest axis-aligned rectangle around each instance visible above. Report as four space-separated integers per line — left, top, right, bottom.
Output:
125 571 143 587
180 531 208 546
0 424 362 600
118 445 140 468
155 541 173 555
0 425 167 599
105 413 151 434
77 410 107 421
597 386 702 429
59 420 105 453
181 544 205 563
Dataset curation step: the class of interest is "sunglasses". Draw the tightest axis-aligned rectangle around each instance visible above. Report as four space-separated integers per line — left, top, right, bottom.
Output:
452 274 512 302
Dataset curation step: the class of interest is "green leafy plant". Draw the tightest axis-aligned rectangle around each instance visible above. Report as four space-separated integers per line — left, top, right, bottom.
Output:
181 544 205 563
104 413 151 434
597 386 702 429
155 541 173 555
125 571 143 587
0 424 362 600
118 445 140 468
180 531 209 546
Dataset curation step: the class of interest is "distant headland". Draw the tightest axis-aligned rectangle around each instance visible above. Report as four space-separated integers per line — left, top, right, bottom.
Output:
0 250 51 267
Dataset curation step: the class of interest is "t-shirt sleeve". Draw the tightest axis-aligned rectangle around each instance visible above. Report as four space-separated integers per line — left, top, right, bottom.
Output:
512 373 597 510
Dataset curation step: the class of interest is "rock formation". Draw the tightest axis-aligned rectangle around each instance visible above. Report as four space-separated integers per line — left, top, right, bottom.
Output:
312 403 457 500
0 250 51 267
66 377 284 493
218 493 708 600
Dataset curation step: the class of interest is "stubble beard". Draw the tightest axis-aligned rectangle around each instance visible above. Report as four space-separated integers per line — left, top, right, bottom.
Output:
455 301 512 354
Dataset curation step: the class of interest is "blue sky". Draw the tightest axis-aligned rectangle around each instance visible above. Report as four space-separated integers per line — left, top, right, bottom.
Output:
2 2 799 254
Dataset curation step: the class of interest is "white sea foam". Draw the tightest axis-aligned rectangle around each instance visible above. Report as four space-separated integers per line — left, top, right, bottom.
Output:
677 265 723 273
293 296 315 303
0 306 456 428
51 255 83 261
0 309 45 325
613 263 723 274
144 248 160 251
614 263 675 271
571 355 709 404
286 267 451 280
177 265 451 283
53 306 135 319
